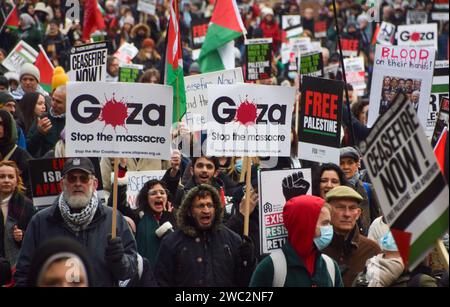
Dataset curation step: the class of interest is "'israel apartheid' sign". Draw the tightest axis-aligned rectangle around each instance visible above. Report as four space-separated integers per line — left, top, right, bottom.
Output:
28 157 105 208
298 76 343 164
359 94 449 269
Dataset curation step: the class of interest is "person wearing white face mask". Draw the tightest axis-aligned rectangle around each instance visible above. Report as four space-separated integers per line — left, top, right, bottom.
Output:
250 195 343 287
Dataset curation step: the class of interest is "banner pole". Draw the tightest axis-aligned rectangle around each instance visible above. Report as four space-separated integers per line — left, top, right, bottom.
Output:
332 0 356 146
111 158 119 238
243 157 252 237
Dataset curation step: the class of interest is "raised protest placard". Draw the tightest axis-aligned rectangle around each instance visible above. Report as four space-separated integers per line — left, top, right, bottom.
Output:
258 168 312 254
298 76 343 164
282 15 301 30
376 21 396 45
314 20 327 38
340 38 359 57
114 43 139 64
427 61 449 138
359 93 449 269
28 158 105 208
119 63 143 83
137 0 156 15
300 51 324 77
397 23 438 50
431 97 449 147
125 170 166 209
184 68 244 130
406 11 428 24
367 45 435 129
245 38 272 81
344 57 366 91
69 42 107 82
1 40 38 72
66 82 173 159
191 18 210 50
206 84 294 157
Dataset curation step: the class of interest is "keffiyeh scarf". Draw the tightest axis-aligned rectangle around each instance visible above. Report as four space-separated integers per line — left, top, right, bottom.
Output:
58 192 99 232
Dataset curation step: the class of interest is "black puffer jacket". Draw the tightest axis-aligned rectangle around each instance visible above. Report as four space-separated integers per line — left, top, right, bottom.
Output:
154 184 254 287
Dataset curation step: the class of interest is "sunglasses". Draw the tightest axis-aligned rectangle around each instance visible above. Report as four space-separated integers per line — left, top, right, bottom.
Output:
65 173 92 184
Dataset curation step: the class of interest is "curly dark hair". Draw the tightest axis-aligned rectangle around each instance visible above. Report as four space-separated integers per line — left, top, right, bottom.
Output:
312 163 347 197
135 179 169 214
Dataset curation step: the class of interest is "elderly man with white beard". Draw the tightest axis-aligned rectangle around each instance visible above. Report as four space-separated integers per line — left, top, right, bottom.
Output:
14 158 138 287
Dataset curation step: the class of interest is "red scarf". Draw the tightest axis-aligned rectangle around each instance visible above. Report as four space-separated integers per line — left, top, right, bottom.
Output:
283 195 324 276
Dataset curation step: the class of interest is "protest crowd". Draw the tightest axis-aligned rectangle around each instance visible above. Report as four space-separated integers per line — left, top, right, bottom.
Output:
0 0 449 289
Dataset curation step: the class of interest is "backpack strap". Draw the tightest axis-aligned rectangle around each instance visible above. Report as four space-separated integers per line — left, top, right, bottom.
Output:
321 254 335 287
270 249 287 287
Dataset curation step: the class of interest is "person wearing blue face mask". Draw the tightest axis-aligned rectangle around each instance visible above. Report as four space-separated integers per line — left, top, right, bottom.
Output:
250 195 343 287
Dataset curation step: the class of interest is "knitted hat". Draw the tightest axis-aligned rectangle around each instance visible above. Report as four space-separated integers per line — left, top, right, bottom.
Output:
142 38 155 49
51 66 69 91
20 63 40 82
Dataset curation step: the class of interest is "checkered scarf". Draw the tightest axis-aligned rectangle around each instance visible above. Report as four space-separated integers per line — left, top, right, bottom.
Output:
58 192 99 232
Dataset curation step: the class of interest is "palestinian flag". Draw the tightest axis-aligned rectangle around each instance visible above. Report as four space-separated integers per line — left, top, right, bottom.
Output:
34 45 55 93
1 5 19 32
198 0 246 73
82 0 105 41
164 0 186 124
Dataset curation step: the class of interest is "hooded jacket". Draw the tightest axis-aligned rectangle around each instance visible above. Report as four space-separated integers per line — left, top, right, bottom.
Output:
154 184 252 287
250 195 343 287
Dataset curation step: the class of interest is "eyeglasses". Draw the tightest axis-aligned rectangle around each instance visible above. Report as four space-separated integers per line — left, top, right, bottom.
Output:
148 189 167 196
65 173 91 184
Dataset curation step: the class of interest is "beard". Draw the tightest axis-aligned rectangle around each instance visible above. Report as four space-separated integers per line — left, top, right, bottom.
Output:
63 185 94 209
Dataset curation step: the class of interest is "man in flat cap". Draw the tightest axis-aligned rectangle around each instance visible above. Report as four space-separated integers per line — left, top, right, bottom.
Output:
339 146 381 235
323 186 381 287
15 158 138 287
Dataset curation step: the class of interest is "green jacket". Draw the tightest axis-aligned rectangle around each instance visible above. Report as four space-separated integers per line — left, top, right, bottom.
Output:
249 242 343 287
